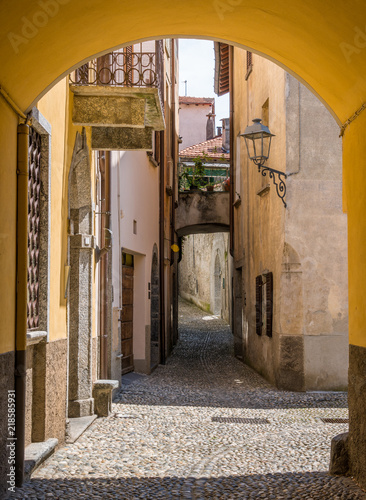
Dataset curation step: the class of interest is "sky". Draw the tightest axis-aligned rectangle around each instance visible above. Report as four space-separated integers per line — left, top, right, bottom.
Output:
178 39 229 128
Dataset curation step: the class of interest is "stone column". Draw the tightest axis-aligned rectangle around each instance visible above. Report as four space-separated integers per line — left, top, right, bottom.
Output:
67 130 94 417
68 234 94 417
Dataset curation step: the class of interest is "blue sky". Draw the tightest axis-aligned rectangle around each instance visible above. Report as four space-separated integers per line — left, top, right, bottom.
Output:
178 39 230 128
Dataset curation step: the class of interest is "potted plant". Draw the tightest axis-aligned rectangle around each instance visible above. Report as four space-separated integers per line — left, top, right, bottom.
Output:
223 177 230 192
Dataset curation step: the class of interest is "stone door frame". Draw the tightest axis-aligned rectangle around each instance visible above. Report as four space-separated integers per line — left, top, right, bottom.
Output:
67 129 94 418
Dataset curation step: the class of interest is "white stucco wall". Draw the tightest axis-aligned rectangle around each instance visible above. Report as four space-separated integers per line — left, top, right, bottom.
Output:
111 150 159 374
179 103 213 151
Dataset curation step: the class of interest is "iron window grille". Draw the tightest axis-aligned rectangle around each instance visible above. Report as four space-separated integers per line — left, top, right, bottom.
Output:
27 128 41 330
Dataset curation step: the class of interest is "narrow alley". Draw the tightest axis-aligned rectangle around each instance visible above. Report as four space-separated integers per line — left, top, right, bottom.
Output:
11 300 363 499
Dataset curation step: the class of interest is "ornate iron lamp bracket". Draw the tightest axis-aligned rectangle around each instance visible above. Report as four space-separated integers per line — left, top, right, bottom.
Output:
258 164 287 208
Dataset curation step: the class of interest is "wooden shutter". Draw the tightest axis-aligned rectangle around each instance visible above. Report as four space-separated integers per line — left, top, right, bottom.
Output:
255 275 262 335
265 272 273 337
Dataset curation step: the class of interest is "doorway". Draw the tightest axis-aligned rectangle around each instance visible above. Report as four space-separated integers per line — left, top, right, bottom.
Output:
121 252 134 374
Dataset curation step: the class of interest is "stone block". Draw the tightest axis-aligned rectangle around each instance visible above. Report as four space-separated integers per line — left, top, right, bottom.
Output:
72 94 145 127
68 398 94 418
93 380 119 417
91 126 153 151
66 415 97 444
329 432 349 476
24 438 58 481
348 344 366 489
304 334 348 390
70 85 165 130
277 335 305 391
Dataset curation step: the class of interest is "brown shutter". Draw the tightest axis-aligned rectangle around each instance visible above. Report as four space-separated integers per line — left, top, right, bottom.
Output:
265 272 273 337
255 275 262 335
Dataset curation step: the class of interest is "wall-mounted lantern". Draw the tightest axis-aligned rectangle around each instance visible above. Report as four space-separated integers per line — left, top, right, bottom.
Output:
240 118 287 207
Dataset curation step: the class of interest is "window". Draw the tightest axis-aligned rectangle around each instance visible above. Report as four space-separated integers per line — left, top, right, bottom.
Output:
27 128 42 330
255 272 273 337
245 51 253 80
255 275 262 335
26 108 51 337
262 98 269 127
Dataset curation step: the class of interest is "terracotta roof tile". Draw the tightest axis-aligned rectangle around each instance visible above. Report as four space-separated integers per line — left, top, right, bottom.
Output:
179 96 215 105
179 136 229 161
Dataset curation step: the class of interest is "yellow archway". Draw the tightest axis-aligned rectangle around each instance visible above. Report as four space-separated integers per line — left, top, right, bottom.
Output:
1 0 366 489
0 0 365 122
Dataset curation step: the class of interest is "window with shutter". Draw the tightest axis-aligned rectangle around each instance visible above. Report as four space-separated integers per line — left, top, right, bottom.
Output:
255 275 263 335
264 272 273 337
245 51 253 80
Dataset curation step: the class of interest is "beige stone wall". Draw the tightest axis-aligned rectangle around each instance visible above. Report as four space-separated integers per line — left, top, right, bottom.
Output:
284 76 348 391
25 339 67 448
232 48 348 391
179 233 231 322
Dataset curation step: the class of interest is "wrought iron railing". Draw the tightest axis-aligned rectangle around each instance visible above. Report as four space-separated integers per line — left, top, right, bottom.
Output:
70 50 159 88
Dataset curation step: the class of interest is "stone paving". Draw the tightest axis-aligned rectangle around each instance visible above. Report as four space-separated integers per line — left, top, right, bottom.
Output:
11 299 366 499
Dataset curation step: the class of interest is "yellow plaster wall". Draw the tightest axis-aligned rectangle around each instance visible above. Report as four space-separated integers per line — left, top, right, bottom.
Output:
344 111 366 348
37 79 69 341
0 100 18 353
0 1 366 124
37 80 94 342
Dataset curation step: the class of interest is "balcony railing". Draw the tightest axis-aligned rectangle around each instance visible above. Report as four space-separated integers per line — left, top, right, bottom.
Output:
70 50 159 88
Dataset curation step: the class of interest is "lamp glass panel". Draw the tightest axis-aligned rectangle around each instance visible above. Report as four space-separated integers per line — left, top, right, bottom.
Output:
262 135 272 159
252 136 257 159
244 137 255 159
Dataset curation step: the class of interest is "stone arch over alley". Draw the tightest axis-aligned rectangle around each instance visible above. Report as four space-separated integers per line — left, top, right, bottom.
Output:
1 0 366 493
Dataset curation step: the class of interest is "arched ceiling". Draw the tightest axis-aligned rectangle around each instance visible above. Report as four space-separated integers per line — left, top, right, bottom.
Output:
0 0 365 124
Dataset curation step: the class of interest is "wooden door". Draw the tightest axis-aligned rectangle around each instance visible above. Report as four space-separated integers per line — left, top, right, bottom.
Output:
121 258 134 374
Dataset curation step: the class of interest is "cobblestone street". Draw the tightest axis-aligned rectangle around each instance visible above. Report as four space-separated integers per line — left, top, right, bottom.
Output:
12 299 365 499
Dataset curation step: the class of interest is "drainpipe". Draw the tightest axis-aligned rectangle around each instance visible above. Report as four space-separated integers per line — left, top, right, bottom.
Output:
170 39 176 266
98 151 111 380
15 123 29 486
159 130 166 364
229 45 234 257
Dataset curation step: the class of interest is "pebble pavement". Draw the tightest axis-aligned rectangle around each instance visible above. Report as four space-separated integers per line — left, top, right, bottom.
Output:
11 299 366 499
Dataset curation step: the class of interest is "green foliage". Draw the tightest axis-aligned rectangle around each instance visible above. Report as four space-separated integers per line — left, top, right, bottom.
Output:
191 154 208 188
179 154 213 191
178 165 192 191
